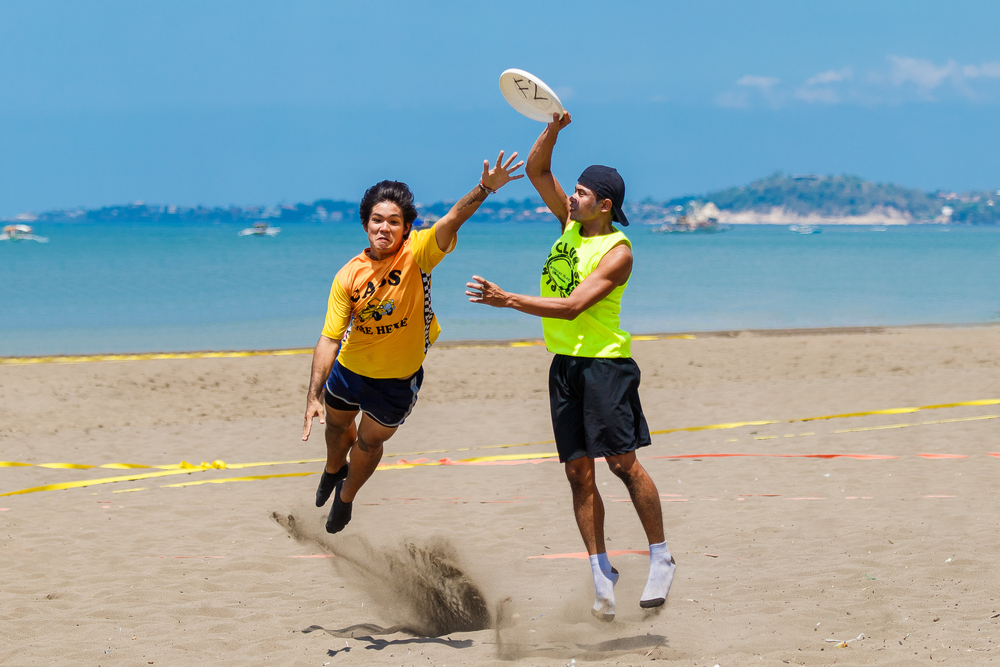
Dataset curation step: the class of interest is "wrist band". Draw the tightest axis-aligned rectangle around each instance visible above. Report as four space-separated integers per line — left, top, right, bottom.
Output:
479 180 496 195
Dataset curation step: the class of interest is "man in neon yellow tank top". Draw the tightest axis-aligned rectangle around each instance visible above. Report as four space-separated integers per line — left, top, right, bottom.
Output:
467 112 675 620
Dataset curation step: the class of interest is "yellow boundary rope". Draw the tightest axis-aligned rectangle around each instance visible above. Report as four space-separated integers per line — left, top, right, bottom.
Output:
2 398 997 472
0 348 314 366
0 453 562 496
161 472 315 488
0 468 217 496
648 399 1000 435
2 397 997 496
0 335 696 366
453 398 1000 451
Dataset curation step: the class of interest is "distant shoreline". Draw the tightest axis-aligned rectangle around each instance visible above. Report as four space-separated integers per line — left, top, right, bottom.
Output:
3 322 997 365
8 219 969 226
8 171 999 225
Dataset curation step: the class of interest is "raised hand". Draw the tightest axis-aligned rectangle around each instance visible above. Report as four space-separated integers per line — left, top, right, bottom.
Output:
548 110 572 132
465 275 510 308
481 151 525 193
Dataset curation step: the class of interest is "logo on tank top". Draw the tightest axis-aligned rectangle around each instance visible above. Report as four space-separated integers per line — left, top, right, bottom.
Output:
542 241 580 297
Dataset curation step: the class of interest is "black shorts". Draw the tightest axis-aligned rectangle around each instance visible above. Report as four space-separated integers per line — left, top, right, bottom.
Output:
324 360 423 428
548 354 651 463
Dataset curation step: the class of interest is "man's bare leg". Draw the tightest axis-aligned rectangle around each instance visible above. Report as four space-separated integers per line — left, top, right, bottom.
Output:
326 414 397 534
324 406 357 473
315 405 358 507
565 457 619 621
606 452 676 608
565 457 606 555
339 415 396 502
606 452 664 543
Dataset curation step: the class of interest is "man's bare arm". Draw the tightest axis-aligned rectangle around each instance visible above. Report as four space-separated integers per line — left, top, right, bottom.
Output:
434 150 524 252
302 335 340 441
526 112 572 229
466 243 632 319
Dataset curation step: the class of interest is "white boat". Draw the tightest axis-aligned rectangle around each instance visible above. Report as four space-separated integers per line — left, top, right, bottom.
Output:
654 202 730 234
0 224 48 242
238 221 281 237
414 213 440 229
789 224 821 234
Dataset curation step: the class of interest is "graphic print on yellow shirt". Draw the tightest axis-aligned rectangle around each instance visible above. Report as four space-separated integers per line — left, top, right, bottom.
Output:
540 220 633 359
321 226 454 379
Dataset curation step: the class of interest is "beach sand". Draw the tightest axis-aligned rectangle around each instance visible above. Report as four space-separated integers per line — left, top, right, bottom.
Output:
1 324 999 666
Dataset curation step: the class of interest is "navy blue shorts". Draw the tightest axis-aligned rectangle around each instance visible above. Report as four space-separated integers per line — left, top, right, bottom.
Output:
549 355 651 463
324 361 424 428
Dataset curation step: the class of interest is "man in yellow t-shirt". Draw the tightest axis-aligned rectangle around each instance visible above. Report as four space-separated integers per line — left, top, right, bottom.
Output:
466 112 675 621
302 151 523 534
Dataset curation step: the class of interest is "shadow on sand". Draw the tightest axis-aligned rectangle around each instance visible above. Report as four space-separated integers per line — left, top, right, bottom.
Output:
303 623 475 651
302 623 666 660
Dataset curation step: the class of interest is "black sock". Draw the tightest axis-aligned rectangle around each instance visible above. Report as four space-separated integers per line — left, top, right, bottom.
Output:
315 463 348 507
325 481 353 534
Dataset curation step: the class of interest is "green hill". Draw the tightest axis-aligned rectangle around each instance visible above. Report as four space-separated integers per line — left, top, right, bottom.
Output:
13 173 1000 225
661 173 1000 224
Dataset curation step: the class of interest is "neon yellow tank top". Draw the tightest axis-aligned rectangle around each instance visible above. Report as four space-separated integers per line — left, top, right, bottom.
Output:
539 220 632 358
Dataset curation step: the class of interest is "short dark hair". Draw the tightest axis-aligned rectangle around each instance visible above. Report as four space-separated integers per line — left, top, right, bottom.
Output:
359 180 419 229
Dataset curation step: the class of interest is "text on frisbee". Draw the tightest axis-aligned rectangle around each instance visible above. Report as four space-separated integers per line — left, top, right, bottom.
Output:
499 68 565 122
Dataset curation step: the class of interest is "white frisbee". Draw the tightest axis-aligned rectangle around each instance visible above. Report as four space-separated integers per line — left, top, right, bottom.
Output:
499 69 565 122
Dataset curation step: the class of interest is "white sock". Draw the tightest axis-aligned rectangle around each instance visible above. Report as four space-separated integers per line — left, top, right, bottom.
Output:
590 553 618 620
596 552 620 582
640 541 676 607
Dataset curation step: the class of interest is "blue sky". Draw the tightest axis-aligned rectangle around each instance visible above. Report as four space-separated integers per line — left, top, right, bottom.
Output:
1 0 999 217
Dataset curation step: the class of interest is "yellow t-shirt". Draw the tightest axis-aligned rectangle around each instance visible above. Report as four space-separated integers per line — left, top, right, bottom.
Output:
321 226 454 378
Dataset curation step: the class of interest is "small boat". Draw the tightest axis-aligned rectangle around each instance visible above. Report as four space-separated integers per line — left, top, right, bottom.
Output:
414 213 440 229
0 224 48 242
654 219 730 234
238 221 281 237
653 202 730 234
789 224 821 234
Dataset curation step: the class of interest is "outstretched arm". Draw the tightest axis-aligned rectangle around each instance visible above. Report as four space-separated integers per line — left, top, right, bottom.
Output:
302 335 341 441
526 112 573 230
466 243 632 319
433 151 524 252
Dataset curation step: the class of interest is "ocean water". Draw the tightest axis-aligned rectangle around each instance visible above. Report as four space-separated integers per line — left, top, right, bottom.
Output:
1 221 999 356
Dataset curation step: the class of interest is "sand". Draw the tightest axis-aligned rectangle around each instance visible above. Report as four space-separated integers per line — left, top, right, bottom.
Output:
2 324 1000 666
